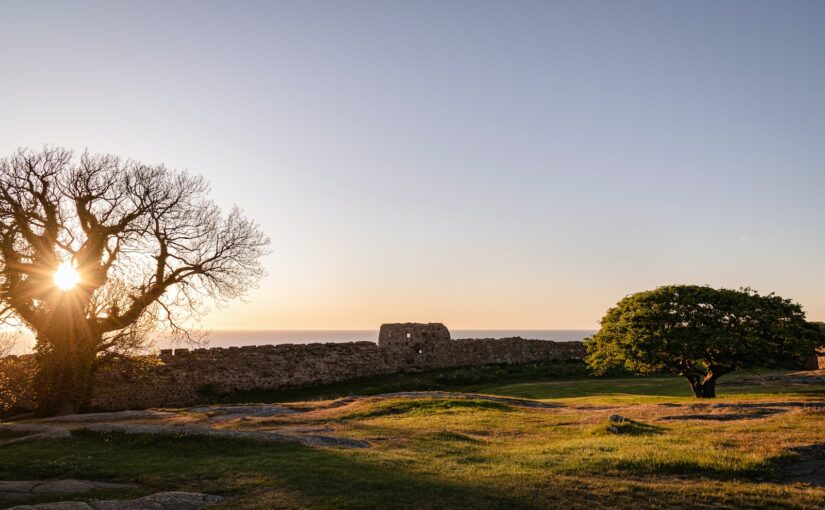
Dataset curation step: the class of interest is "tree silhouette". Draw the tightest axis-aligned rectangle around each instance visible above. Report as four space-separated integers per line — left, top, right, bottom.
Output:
0 147 270 415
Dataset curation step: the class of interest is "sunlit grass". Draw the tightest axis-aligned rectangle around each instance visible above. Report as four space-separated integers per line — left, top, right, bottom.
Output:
1 371 823 509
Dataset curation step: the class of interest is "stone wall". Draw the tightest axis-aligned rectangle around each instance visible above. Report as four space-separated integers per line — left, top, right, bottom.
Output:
90 341 393 410
1 323 586 413
90 323 586 410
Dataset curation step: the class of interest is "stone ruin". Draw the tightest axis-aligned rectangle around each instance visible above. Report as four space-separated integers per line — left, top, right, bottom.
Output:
378 323 452 370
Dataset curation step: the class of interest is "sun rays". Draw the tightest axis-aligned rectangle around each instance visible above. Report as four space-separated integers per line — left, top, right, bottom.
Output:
53 261 80 291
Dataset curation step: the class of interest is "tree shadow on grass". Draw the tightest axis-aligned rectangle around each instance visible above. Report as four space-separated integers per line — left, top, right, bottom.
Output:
0 432 535 510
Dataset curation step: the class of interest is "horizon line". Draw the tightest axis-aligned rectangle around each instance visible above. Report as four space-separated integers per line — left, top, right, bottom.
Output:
200 328 600 332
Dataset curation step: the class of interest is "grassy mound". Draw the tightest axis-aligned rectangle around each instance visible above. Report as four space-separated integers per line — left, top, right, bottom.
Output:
590 416 662 436
345 398 512 419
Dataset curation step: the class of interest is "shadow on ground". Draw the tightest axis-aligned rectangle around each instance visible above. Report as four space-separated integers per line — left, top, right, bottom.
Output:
0 432 535 510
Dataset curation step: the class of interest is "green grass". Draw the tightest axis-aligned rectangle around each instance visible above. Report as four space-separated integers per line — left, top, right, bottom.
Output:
344 398 512 419
479 370 825 403
200 361 821 406
199 359 591 403
2 369 824 509
0 429 27 440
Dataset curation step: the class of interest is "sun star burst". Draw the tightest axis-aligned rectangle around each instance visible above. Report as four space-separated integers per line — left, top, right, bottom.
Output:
53 261 80 291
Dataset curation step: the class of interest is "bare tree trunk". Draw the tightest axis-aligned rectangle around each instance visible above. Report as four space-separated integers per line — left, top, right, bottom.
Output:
34 332 99 416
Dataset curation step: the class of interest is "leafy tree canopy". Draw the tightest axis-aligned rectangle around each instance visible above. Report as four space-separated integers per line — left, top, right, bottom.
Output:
584 285 819 398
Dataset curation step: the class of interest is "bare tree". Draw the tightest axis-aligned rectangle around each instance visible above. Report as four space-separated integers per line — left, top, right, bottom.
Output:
0 333 15 357
0 147 270 415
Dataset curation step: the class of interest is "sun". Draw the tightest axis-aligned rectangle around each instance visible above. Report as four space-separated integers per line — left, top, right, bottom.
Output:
53 261 81 291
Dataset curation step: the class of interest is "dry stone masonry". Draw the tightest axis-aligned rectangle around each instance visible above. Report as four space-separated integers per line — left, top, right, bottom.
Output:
2 323 585 413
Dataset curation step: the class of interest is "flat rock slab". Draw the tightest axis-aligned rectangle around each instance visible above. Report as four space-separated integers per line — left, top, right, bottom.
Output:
8 503 92 510
7 491 222 510
2 416 367 450
40 411 177 423
187 405 299 420
0 479 136 496
0 424 71 444
82 422 369 449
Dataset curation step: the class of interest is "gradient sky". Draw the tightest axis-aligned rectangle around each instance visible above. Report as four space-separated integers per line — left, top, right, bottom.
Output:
1 0 823 330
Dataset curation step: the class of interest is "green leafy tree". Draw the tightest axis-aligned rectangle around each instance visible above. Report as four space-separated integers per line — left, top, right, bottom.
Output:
585 285 819 398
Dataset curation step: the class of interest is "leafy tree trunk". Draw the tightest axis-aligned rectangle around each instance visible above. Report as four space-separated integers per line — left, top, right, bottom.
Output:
699 375 717 398
684 372 719 398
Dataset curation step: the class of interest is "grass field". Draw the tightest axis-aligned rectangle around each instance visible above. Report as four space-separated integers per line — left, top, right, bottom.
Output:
1 367 824 509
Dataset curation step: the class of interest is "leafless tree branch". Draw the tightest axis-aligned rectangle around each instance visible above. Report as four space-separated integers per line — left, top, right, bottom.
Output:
0 147 271 413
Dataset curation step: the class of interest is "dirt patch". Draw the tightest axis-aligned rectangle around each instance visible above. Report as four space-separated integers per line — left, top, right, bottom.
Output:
659 408 788 421
710 402 825 410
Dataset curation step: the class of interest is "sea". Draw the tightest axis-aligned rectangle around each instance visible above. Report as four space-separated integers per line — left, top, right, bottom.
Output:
6 330 596 355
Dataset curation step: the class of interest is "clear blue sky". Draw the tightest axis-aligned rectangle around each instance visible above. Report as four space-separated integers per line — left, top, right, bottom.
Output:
1 0 823 329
